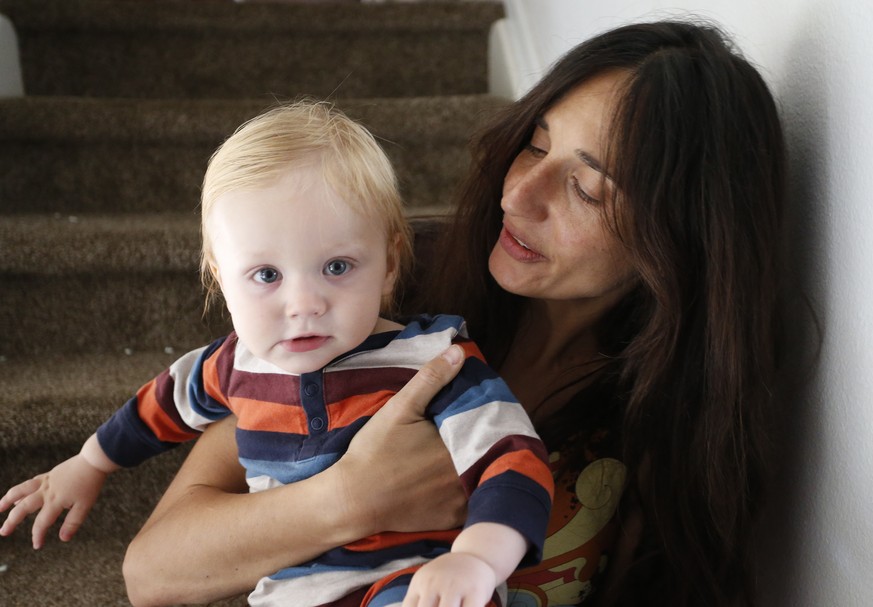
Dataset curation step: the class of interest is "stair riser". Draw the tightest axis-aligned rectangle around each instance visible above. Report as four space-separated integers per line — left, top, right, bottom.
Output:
1 140 470 213
18 31 490 99
0 272 230 356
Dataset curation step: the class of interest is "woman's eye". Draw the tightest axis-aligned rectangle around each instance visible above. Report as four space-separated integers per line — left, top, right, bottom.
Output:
255 268 280 284
571 175 601 205
324 259 350 276
524 143 547 158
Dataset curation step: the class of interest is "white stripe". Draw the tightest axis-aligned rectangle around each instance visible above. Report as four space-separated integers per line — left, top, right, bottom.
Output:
246 475 283 494
168 346 216 431
438 401 539 476
233 340 295 375
248 555 428 607
331 326 455 372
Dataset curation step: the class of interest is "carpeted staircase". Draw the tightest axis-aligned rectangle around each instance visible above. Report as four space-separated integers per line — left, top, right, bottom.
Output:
0 1 506 604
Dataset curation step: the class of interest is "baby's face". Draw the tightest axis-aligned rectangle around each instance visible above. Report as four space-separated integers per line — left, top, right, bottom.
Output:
207 164 396 374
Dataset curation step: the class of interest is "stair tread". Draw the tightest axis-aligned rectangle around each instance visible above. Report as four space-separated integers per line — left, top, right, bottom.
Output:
0 95 506 213
0 350 177 405
2 1 503 99
0 212 200 273
0 0 503 32
0 351 176 425
0 209 449 274
0 351 183 453
0 94 508 141
0 533 247 606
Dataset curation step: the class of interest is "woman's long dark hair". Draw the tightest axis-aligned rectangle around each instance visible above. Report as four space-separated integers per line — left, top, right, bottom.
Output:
420 20 786 607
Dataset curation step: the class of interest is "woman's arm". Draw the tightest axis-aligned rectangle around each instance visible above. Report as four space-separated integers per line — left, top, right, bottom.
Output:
123 346 468 607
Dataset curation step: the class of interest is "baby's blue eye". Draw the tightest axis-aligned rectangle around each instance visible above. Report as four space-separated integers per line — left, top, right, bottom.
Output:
256 268 280 283
325 260 350 276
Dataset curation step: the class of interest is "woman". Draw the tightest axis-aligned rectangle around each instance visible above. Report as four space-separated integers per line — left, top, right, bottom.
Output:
124 20 785 607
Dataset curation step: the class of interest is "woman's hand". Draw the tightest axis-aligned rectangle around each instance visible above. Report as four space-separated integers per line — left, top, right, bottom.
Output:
335 344 469 536
124 345 466 607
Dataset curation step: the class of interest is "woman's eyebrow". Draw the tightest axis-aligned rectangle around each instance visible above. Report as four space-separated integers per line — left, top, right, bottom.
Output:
578 150 615 183
537 113 612 180
577 150 604 174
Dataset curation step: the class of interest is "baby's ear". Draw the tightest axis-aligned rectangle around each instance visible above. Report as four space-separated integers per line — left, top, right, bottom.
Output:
383 233 402 294
207 261 225 303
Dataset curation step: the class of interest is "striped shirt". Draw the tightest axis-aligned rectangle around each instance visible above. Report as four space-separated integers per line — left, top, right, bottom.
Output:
97 314 553 605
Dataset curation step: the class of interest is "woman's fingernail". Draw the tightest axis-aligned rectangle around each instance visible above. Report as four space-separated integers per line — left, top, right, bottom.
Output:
442 345 464 365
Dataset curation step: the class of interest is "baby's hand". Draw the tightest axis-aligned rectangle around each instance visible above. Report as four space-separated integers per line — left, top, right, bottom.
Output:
0 454 108 549
402 552 497 607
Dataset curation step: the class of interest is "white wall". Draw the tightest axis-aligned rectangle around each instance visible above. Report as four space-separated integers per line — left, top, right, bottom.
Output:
493 1 873 605
0 13 23 97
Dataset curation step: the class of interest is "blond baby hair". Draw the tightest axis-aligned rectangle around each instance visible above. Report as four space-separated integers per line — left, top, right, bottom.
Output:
200 99 413 314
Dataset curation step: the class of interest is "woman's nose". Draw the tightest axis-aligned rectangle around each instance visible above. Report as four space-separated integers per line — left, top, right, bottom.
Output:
501 158 551 220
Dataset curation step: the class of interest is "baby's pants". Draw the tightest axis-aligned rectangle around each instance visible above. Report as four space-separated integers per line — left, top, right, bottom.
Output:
317 564 502 607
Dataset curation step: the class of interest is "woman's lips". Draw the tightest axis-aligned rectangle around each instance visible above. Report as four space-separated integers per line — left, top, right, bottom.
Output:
280 336 329 353
498 226 544 261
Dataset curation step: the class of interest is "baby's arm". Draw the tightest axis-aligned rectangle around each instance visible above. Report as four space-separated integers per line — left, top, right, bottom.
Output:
402 522 527 607
0 433 120 549
1 340 233 550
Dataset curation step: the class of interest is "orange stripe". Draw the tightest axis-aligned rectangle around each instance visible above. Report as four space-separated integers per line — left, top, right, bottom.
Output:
345 529 459 552
360 564 422 605
480 451 555 499
202 354 229 407
457 339 486 363
327 391 393 429
136 381 198 442
231 396 309 434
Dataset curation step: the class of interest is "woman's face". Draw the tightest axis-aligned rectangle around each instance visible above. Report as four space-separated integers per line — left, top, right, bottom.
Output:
489 71 637 309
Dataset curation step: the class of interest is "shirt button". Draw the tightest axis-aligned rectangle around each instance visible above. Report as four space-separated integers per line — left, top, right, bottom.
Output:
310 417 325 431
304 383 319 397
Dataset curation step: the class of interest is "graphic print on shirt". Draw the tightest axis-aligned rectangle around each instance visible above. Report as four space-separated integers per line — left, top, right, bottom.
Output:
506 455 626 606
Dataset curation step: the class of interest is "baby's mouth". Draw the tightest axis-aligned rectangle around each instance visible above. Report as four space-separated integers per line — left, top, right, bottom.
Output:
281 335 329 353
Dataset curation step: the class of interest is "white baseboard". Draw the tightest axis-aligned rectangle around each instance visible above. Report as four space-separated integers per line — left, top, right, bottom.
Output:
0 14 23 97
488 0 546 100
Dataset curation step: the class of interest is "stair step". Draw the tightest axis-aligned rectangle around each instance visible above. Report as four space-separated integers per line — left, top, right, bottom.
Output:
0 534 138 606
0 533 247 605
0 94 507 213
0 352 197 545
0 350 181 450
0 214 227 355
0 214 444 356
0 0 503 99
0 213 200 275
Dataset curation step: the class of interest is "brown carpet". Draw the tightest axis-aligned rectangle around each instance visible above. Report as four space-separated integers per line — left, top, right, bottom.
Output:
0 0 505 604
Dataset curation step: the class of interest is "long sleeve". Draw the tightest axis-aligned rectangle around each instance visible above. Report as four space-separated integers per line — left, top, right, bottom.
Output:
427 326 554 566
95 335 234 467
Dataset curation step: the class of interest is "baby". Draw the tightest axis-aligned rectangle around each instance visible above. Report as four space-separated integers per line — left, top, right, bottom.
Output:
1 100 553 606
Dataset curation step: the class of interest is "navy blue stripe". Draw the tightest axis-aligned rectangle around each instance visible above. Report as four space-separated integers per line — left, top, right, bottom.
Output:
96 397 183 467
465 470 553 566
235 416 368 462
314 538 451 569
